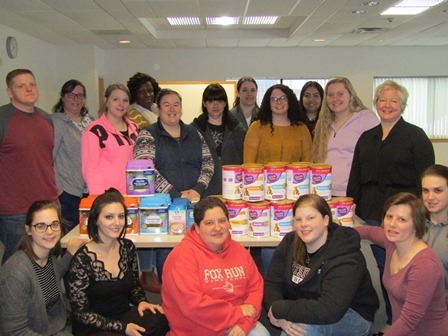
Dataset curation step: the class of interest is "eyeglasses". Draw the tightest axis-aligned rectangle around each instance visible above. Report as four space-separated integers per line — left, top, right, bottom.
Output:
66 92 85 100
270 95 288 103
31 221 61 233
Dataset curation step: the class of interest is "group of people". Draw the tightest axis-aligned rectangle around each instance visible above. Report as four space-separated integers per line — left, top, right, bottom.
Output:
0 67 447 336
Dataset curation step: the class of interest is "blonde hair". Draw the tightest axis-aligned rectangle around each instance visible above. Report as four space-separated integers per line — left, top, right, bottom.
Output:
374 80 408 113
312 77 368 163
98 83 130 117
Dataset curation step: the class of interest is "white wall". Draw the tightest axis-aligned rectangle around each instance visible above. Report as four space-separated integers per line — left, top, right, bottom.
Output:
1 23 446 163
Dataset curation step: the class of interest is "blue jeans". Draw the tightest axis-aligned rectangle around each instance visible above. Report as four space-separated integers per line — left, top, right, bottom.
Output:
365 219 392 325
156 248 172 282
261 247 275 274
138 249 156 272
59 191 81 232
248 322 270 336
280 308 372 336
0 214 26 264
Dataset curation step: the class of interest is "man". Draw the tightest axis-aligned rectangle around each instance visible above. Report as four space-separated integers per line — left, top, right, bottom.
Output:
0 69 58 263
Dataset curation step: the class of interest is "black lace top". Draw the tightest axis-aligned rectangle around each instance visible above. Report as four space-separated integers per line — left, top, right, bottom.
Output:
67 238 146 334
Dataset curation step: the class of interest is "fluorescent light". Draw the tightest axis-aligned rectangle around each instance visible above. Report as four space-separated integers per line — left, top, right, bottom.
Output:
206 17 239 25
167 17 201 26
119 40 130 44
243 16 278 25
381 0 444 15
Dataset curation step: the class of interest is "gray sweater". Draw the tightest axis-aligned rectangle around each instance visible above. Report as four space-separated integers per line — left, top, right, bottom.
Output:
0 251 72 335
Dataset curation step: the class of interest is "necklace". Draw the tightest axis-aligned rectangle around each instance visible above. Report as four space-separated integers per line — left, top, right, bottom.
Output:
305 245 324 265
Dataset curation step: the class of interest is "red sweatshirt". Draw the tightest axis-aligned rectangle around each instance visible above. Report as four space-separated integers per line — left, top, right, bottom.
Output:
162 226 264 336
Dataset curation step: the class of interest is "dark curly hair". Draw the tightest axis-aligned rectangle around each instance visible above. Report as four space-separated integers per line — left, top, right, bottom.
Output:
258 84 302 133
127 72 161 104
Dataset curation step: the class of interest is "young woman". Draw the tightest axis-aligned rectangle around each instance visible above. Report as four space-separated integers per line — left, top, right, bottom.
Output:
67 188 169 335
52 79 95 230
192 83 246 196
421 164 448 308
313 77 379 196
355 192 448 336
127 72 161 128
0 200 85 335
230 76 259 131
81 84 139 195
244 83 312 164
298 81 324 138
162 197 269 336
264 194 379 336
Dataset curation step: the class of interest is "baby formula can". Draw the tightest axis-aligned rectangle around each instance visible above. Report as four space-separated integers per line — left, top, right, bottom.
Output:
270 200 294 237
326 199 339 223
247 201 270 237
222 165 243 200
264 162 287 201
286 162 311 200
335 197 354 227
242 164 265 202
226 200 248 236
310 163 332 200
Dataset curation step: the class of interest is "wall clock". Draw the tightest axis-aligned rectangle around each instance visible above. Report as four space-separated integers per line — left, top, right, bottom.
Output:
6 36 18 59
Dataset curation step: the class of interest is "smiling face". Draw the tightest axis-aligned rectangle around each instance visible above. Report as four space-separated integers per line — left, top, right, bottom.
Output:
96 202 126 242
105 88 130 119
238 81 258 107
375 89 402 125
63 85 85 116
302 86 322 114
159 93 182 127
293 205 329 253
195 206 230 252
270 88 289 116
26 208 61 257
326 82 351 115
422 175 448 221
7 73 39 112
135 81 154 109
383 204 417 244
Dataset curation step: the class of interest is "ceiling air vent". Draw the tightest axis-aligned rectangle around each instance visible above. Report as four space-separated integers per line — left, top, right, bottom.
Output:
354 27 387 33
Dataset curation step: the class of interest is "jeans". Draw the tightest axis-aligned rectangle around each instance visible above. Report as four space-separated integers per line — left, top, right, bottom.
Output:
248 322 271 336
156 248 172 282
59 191 81 232
138 249 156 272
0 214 26 264
365 219 392 325
261 247 275 274
280 308 372 336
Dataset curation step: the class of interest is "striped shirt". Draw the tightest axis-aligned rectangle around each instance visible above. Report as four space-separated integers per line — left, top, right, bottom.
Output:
30 256 59 311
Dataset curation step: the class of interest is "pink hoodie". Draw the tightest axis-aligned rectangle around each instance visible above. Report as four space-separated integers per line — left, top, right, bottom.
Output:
81 114 139 194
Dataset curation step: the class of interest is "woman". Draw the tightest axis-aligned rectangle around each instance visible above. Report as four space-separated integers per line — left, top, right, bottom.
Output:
0 200 85 335
347 80 435 328
127 72 161 128
421 164 448 308
230 76 259 131
244 83 312 164
52 79 95 231
192 83 246 196
162 197 269 336
313 77 379 196
67 188 169 335
264 194 379 336
134 88 214 282
298 81 324 138
355 192 448 336
81 84 139 195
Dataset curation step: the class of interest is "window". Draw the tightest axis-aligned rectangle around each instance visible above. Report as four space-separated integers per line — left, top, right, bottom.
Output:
374 77 448 138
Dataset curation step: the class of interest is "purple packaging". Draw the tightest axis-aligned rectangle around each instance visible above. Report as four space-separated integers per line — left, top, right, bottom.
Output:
126 160 155 196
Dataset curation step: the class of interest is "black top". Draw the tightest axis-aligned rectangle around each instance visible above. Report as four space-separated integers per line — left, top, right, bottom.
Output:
264 222 379 324
347 117 435 220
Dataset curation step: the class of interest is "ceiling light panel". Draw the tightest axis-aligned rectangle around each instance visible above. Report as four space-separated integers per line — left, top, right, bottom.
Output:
167 17 201 26
243 16 278 25
206 17 239 25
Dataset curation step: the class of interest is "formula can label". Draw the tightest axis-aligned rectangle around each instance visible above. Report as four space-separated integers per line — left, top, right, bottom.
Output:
326 199 339 222
226 200 248 235
264 163 286 201
242 164 264 202
222 165 243 200
334 197 354 227
270 200 294 237
310 164 332 200
286 162 310 200
248 201 270 237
